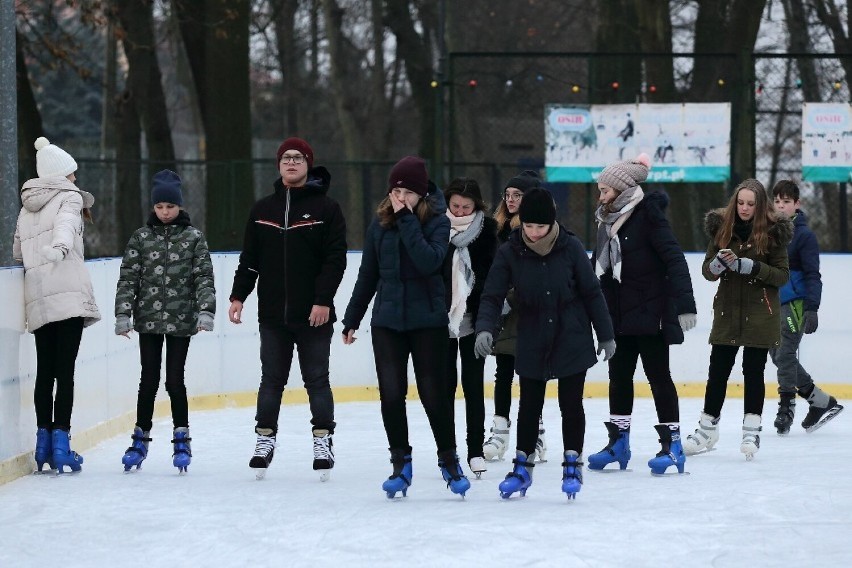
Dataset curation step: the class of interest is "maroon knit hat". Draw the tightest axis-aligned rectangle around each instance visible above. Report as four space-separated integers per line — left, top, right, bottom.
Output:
388 156 429 197
276 137 314 169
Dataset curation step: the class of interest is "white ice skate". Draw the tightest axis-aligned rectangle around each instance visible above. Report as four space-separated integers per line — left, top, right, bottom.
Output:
740 413 762 461
468 456 487 479
483 416 511 461
683 412 719 456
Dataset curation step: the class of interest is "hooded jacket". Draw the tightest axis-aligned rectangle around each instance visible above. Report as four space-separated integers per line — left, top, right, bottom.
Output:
476 225 614 380
343 183 450 332
230 167 347 326
13 177 101 332
778 210 821 311
592 191 696 345
702 210 793 348
115 211 216 336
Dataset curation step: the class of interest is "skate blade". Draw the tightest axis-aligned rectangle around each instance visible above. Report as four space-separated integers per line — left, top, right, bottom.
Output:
319 470 331 482
178 468 188 475
805 404 844 433
589 467 633 473
253 468 267 480
650 470 690 477
744 454 756 461
52 470 82 477
684 447 717 457
472 471 485 479
32 469 57 476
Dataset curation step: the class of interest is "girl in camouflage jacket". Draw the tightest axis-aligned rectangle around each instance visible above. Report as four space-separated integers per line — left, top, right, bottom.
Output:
114 170 216 473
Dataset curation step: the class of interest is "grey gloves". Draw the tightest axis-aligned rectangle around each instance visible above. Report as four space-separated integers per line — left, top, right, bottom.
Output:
474 331 493 359
597 339 616 361
115 315 132 335
733 257 758 275
197 311 215 332
802 311 818 334
678 313 697 332
41 245 66 263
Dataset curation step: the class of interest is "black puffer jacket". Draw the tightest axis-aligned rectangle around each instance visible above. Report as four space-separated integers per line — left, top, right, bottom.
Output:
592 191 696 345
477 225 614 380
230 167 347 326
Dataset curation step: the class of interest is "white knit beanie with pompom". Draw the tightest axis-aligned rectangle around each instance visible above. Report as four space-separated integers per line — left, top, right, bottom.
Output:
35 137 78 178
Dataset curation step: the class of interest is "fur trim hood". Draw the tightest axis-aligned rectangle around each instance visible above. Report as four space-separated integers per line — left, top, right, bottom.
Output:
703 209 794 246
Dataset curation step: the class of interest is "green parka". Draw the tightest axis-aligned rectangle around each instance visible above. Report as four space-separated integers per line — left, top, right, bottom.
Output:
702 210 793 349
115 211 216 337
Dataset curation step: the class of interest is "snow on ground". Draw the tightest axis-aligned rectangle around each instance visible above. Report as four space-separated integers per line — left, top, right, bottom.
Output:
0 396 849 567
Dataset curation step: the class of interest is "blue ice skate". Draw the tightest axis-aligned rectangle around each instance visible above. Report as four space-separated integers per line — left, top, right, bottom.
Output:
34 428 55 473
382 448 413 498
52 429 83 474
587 422 631 471
122 427 151 472
561 451 583 499
172 428 192 473
438 451 471 497
498 451 534 499
648 424 686 475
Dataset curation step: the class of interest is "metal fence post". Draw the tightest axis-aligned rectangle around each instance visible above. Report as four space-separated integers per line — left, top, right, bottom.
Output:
0 1 18 266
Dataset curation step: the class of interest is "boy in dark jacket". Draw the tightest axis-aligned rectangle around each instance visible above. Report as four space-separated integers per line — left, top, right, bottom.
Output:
229 137 347 480
770 180 843 434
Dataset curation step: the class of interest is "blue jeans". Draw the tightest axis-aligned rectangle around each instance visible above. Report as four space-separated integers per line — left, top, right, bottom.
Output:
255 322 335 434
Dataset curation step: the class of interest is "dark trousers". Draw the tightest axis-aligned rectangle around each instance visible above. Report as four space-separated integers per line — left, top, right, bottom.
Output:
136 333 192 431
447 334 485 461
33 317 84 431
769 303 813 395
517 373 586 456
493 353 515 419
372 326 456 454
607 333 680 423
255 323 335 434
704 344 769 418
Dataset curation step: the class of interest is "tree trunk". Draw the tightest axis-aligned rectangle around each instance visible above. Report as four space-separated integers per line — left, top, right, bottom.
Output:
100 20 117 159
274 0 300 134
113 0 176 169
115 89 143 248
385 0 437 160
320 0 365 243
175 0 254 249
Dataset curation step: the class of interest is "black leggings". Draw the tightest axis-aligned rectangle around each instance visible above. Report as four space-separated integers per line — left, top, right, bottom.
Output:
516 373 586 456
703 344 768 418
607 334 679 423
136 333 192 431
372 326 456 454
493 353 515 419
447 334 485 460
33 317 84 431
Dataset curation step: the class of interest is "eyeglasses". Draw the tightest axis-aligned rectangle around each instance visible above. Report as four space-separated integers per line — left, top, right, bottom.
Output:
280 154 307 165
504 192 523 202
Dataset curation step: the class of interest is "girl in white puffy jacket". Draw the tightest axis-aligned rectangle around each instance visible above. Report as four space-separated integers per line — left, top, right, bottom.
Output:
13 137 101 474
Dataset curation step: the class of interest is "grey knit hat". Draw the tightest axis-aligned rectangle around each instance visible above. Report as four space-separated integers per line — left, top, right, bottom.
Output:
597 153 651 192
734 178 765 195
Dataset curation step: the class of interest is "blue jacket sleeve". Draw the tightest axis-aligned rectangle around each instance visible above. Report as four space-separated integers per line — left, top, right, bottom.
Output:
475 244 512 336
395 211 450 275
799 230 822 311
571 237 614 342
342 221 380 330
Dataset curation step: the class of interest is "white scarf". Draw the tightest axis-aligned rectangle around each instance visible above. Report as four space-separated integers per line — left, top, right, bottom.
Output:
594 186 644 281
447 210 483 336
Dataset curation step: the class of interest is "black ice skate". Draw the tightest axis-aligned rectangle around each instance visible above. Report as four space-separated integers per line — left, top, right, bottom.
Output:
802 397 844 434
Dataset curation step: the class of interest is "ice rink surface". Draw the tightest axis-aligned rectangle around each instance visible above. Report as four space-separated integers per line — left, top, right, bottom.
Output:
1 396 849 567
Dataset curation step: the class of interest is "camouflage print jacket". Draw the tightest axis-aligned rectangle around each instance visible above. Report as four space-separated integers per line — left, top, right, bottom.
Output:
115 211 216 336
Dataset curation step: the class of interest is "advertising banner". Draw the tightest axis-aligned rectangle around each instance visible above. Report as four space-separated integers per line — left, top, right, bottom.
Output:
802 102 852 182
545 103 731 183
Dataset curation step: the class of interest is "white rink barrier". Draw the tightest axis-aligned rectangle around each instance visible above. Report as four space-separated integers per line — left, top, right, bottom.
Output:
2 251 851 480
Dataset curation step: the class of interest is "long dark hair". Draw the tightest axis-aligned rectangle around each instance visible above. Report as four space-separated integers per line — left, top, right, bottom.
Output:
715 180 776 254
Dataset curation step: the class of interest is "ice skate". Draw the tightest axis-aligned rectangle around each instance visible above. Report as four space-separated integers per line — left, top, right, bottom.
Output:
773 394 795 435
683 412 719 455
740 413 762 461
561 451 583 499
532 416 547 462
588 422 631 472
52 429 83 475
250 429 276 480
468 456 487 479
438 451 471 497
312 429 334 482
802 397 844 433
172 427 192 474
498 451 534 499
482 416 510 461
648 425 686 475
121 427 151 472
382 448 412 498
33 428 55 474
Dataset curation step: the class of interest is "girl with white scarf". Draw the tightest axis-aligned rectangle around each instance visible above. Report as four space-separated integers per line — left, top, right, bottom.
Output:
442 178 498 478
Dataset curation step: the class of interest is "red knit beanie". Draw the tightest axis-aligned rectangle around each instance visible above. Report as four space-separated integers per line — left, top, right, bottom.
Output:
388 156 429 197
276 137 314 168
